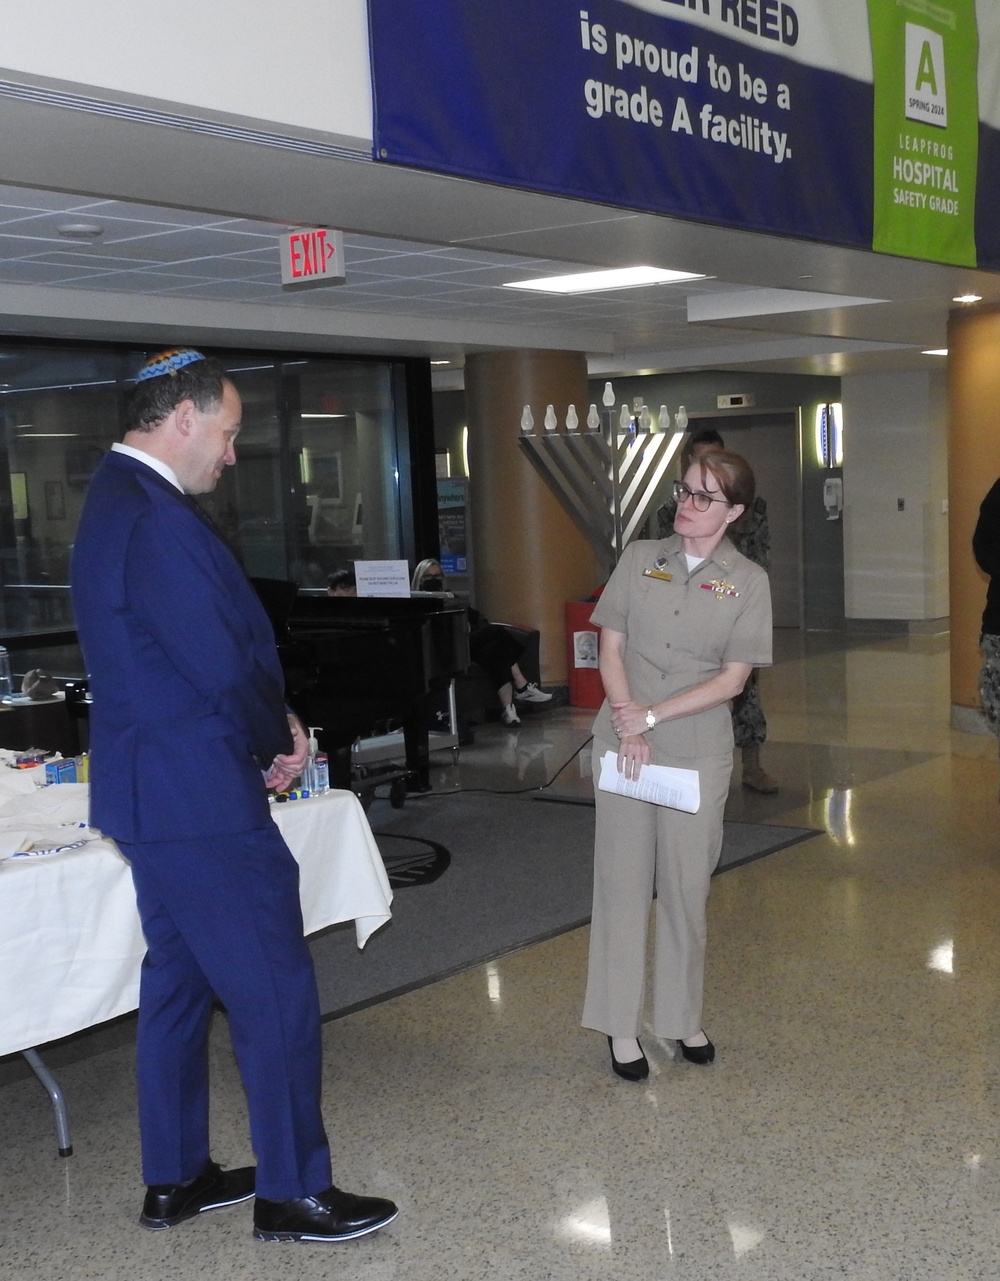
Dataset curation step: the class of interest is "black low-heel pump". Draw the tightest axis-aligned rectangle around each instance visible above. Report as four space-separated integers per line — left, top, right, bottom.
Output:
678 1033 715 1066
608 1036 649 1081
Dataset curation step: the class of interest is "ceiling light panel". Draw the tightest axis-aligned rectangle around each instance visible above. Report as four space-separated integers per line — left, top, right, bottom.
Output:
503 266 706 294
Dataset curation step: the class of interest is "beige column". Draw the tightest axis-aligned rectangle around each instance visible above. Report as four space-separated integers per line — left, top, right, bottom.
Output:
948 306 1000 723
465 350 602 684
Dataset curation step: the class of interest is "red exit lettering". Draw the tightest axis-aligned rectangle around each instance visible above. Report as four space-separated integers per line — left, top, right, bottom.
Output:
289 229 335 278
280 227 344 289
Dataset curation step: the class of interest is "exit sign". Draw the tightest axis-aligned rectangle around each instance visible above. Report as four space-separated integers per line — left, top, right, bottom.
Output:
279 228 346 289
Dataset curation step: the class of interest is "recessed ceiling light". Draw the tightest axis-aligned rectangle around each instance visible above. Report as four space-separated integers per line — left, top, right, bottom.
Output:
430 360 451 366
922 348 948 356
953 293 982 304
56 221 105 241
300 413 349 419
502 265 706 294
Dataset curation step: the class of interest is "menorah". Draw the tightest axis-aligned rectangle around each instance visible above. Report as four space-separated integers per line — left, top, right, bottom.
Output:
516 383 688 569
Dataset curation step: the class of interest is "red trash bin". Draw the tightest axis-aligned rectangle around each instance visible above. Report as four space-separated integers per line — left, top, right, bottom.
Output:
565 601 605 708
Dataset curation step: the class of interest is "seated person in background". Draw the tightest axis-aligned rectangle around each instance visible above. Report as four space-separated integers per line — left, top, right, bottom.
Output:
411 558 552 727
326 567 357 597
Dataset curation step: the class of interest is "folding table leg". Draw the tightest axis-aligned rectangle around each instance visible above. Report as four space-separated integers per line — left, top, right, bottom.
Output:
23 1049 73 1157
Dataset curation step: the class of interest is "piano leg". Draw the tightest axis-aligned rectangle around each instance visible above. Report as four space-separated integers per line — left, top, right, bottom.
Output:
402 704 432 792
329 744 353 792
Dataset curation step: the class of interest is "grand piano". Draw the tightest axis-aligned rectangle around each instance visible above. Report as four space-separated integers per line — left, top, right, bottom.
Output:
254 583 470 794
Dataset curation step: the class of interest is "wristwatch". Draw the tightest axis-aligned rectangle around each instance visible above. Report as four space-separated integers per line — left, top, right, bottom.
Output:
644 707 656 730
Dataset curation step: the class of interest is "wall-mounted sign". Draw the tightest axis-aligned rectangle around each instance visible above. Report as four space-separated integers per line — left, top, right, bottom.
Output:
437 478 467 575
279 227 346 289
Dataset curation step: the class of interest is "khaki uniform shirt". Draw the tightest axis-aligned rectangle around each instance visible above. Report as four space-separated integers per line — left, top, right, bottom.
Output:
591 536 773 759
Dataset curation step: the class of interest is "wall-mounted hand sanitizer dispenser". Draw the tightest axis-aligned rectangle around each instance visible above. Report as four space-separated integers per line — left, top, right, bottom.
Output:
823 477 843 521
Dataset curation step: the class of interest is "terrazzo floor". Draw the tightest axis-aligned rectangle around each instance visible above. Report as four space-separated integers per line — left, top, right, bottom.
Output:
4 629 1000 1280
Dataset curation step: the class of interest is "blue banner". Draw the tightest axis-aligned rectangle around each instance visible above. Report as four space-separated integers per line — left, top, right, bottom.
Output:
369 0 874 251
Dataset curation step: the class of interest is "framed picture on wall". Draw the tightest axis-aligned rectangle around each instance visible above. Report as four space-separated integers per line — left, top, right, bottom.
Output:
45 481 65 521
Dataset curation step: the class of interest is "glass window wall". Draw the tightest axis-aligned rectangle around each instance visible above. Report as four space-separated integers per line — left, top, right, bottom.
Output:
284 359 399 588
0 342 415 666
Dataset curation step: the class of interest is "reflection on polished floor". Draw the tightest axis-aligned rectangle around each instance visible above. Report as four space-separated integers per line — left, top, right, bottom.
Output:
6 630 1000 1280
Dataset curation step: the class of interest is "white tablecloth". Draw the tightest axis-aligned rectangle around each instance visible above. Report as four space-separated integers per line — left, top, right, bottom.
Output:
0 788 392 1058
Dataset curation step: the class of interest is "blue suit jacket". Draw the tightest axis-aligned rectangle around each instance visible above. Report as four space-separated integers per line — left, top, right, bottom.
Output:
71 450 292 843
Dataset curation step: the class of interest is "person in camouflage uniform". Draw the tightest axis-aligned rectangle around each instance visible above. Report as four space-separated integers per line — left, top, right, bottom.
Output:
973 478 1000 754
656 428 778 793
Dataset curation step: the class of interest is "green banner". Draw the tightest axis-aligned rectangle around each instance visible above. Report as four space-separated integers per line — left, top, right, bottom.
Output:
869 0 978 266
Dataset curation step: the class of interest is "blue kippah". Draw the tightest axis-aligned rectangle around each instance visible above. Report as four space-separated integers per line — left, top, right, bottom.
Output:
135 349 206 382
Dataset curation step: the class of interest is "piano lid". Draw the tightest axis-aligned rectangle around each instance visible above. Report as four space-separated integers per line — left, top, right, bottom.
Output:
250 577 301 638
288 591 466 630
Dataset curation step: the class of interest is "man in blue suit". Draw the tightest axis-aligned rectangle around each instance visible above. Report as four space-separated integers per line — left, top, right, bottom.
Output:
71 349 397 1243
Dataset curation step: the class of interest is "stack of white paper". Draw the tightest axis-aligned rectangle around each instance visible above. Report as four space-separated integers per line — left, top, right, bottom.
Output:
598 751 700 813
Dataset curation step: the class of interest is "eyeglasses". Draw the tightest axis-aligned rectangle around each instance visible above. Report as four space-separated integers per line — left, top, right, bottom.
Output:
672 480 731 513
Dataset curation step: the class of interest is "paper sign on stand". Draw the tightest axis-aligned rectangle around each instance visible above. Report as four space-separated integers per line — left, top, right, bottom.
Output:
355 560 412 598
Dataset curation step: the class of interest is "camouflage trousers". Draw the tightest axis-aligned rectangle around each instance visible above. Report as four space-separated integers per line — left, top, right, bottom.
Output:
979 634 1000 739
732 668 766 749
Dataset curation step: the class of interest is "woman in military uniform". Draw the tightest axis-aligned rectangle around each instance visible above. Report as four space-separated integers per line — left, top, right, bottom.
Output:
583 450 772 1080
658 427 778 793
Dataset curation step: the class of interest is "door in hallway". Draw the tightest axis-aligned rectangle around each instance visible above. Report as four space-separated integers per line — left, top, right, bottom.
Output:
691 412 801 628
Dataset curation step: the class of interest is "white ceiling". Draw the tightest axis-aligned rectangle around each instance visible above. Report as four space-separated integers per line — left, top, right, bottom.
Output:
0 76 995 383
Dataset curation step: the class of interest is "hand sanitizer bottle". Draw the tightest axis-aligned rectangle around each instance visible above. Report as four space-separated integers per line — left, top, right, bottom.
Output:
313 752 329 794
303 725 322 795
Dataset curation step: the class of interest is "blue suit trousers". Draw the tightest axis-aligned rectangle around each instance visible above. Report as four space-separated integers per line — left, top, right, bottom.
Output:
122 825 333 1200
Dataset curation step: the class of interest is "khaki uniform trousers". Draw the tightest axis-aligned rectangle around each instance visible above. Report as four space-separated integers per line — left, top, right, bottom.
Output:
582 735 733 1040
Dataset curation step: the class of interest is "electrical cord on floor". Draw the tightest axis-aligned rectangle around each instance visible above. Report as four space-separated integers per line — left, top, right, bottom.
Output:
398 733 595 799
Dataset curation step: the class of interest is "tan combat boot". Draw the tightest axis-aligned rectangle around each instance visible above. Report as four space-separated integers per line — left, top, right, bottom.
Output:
741 745 778 794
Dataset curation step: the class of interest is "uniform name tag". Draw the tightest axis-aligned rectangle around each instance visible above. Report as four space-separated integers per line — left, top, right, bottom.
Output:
642 556 672 582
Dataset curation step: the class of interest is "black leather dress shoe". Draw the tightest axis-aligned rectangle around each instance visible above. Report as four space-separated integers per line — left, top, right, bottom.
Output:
140 1160 255 1230
679 1033 716 1066
608 1035 649 1082
253 1185 398 1242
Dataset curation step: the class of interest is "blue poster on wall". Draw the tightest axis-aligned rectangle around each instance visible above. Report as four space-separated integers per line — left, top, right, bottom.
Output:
437 478 467 575
368 0 874 252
